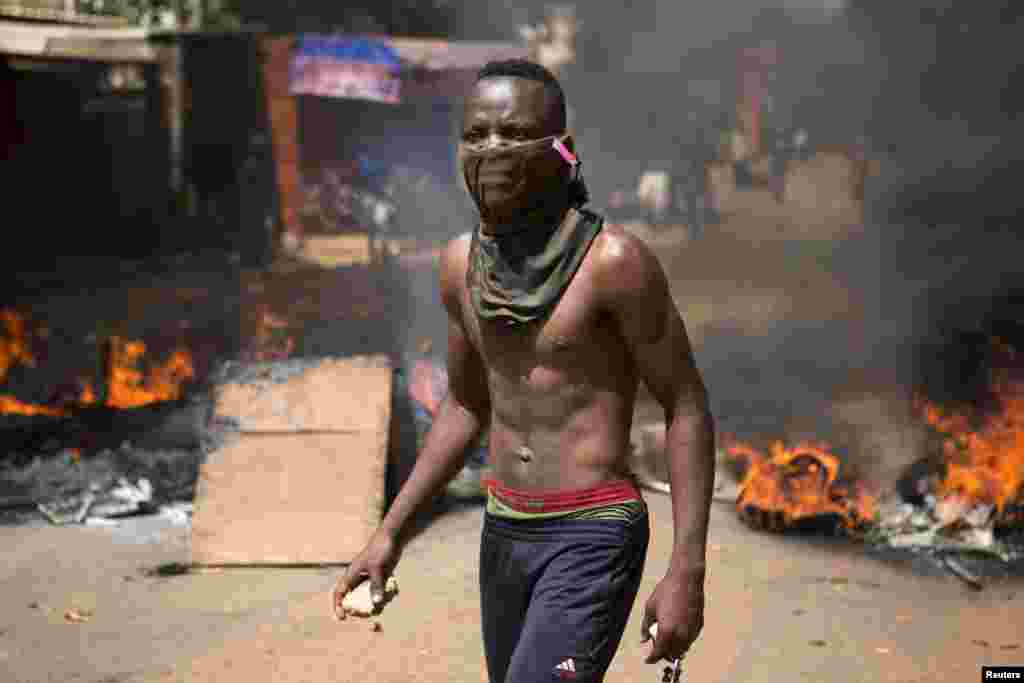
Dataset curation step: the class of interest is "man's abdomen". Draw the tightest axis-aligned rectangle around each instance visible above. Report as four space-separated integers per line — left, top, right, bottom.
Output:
486 385 636 492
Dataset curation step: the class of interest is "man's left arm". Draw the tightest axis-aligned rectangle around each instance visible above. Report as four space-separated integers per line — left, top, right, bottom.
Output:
598 230 716 663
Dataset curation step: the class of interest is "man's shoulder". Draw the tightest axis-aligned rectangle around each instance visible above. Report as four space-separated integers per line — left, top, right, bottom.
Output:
590 221 659 287
587 219 672 333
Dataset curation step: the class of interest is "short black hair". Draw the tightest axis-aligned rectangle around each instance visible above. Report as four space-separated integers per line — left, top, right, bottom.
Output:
476 59 567 129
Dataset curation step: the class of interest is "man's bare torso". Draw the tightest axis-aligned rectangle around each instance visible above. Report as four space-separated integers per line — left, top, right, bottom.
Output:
449 225 638 492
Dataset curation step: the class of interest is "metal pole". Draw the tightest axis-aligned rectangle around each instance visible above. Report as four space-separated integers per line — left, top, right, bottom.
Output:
159 43 185 195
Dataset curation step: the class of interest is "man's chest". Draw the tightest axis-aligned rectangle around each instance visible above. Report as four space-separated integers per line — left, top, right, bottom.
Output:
460 276 616 375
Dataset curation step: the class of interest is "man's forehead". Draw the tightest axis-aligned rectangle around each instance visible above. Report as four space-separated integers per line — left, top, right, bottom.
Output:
465 76 557 118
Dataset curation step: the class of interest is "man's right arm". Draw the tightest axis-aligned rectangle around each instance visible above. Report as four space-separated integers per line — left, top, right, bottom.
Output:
378 236 490 546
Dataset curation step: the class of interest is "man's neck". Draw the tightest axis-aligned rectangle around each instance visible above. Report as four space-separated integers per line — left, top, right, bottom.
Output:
480 203 574 238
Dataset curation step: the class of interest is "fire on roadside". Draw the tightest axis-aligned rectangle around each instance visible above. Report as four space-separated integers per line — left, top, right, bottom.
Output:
725 338 1024 536
0 309 57 415
0 309 196 416
725 440 877 533
915 338 1024 523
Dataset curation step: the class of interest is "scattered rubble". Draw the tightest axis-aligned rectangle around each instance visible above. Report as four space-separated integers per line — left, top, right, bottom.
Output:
159 502 193 526
36 477 155 525
870 495 1016 562
866 491 1024 588
940 555 984 591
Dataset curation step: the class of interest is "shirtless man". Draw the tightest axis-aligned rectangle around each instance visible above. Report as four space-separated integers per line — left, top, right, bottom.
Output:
335 59 716 682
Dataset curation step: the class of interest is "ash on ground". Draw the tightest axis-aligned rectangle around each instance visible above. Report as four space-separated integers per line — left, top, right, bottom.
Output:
0 385 231 527
209 356 333 388
0 444 205 526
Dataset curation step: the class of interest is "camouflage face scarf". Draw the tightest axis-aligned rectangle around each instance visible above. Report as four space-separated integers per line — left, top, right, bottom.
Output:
467 208 604 326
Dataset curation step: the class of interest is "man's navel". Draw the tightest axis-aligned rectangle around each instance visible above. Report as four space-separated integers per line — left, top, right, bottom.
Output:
515 446 534 463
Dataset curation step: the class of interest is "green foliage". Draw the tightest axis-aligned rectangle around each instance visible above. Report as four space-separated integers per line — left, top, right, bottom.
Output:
76 0 242 29
78 0 170 24
74 0 454 34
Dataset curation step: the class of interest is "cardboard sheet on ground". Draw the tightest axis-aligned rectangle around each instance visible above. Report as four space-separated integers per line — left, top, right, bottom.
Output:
191 356 391 565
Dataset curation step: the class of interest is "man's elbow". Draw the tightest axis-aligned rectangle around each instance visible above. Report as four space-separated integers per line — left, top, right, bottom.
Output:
685 404 715 437
465 400 492 427
691 384 712 419
446 391 490 426
666 382 711 419
668 388 714 434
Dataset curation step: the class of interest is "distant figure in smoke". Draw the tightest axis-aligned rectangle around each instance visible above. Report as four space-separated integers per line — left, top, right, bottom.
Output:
792 128 811 162
640 169 679 227
673 158 706 239
767 127 791 202
335 59 716 681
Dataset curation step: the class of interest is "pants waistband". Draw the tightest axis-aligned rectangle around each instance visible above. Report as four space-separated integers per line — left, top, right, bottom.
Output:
481 477 642 514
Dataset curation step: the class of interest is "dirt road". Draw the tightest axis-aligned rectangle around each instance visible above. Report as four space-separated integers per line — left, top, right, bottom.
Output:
2 491 1021 683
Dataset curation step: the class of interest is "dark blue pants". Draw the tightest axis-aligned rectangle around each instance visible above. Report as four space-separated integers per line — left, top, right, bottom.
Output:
480 510 650 682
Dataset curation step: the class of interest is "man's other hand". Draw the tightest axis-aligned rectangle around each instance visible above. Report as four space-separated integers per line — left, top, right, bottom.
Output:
640 569 705 663
333 529 401 620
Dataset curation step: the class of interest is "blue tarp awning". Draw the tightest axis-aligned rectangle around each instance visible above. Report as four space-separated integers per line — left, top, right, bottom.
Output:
289 35 529 104
294 35 402 66
290 36 403 104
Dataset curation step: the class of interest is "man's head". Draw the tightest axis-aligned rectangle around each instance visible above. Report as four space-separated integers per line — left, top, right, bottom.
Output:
459 59 585 229
468 59 567 139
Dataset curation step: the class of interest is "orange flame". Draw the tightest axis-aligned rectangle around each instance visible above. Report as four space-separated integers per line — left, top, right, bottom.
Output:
0 309 49 416
0 309 36 382
917 341 1024 515
1 309 196 416
0 395 64 417
102 338 195 409
726 440 876 531
78 380 97 405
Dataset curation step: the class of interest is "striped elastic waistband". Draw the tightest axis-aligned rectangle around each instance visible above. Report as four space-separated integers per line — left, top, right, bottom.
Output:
482 478 642 515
